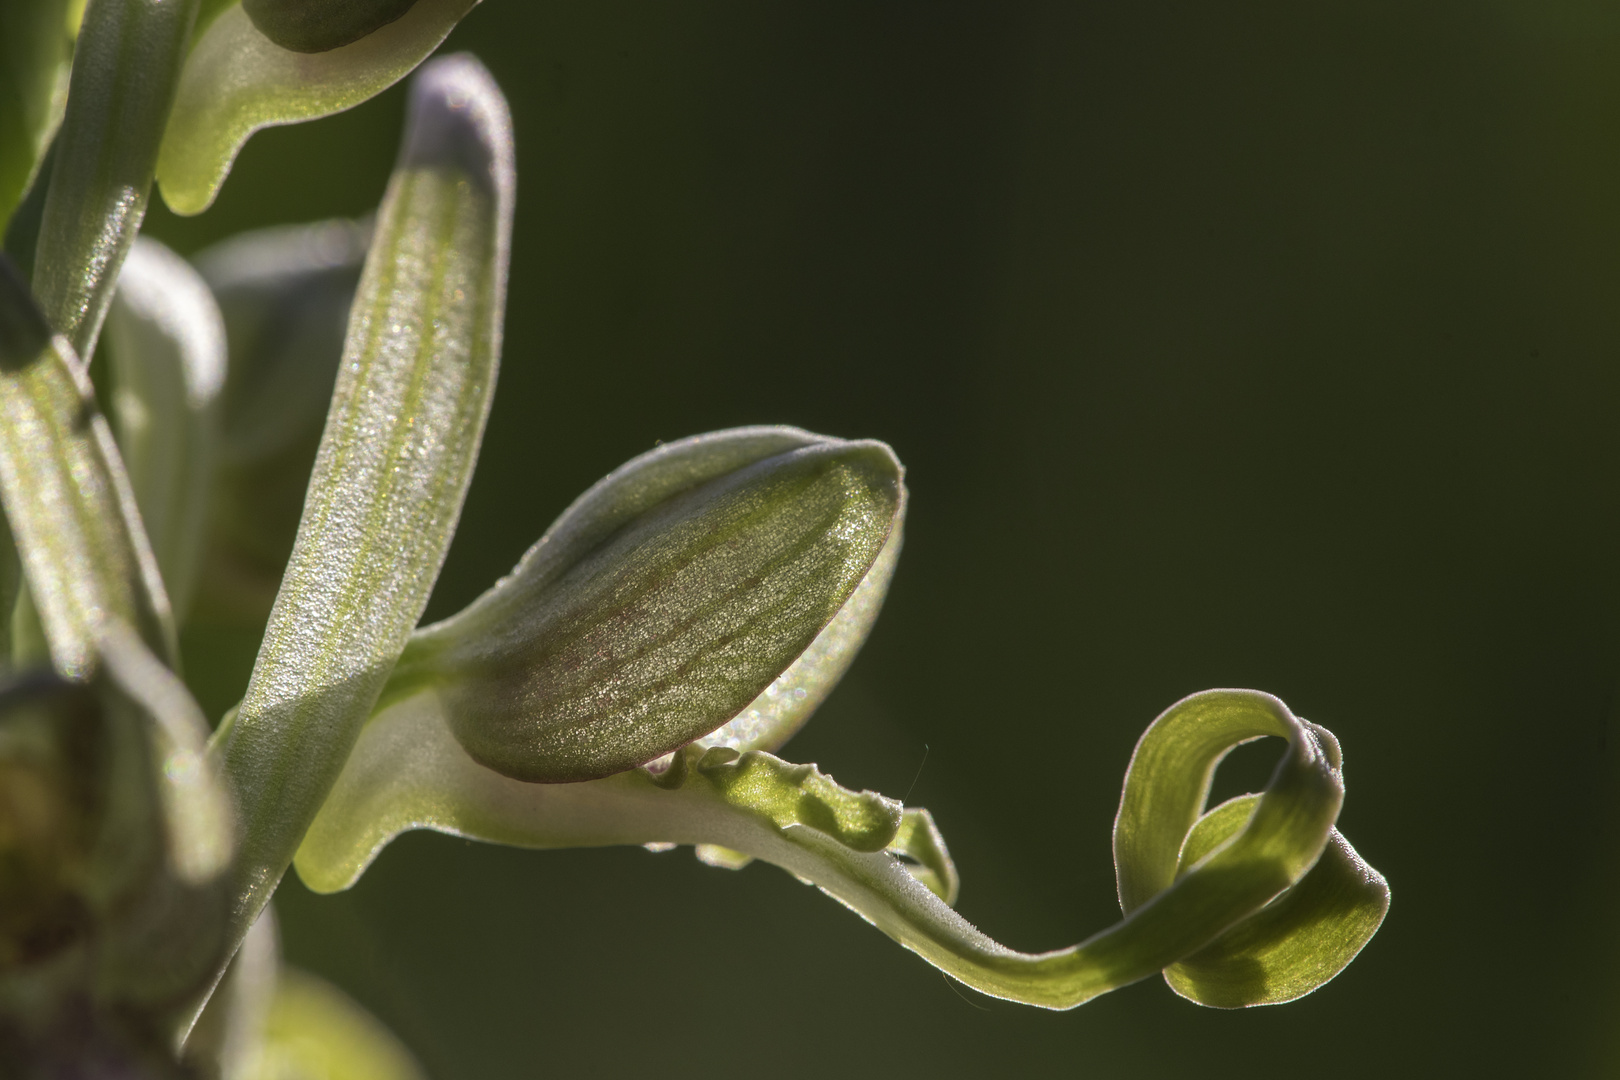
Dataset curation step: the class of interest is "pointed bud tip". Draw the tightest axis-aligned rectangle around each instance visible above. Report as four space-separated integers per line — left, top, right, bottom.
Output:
400 54 515 205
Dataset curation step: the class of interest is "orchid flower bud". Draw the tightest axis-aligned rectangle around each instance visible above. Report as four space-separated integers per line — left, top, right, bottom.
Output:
386 427 905 784
242 0 420 52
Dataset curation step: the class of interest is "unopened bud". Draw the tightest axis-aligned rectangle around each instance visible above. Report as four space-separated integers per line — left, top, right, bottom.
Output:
393 428 905 783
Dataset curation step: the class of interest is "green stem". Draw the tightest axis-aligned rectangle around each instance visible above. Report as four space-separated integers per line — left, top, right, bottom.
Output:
31 0 200 359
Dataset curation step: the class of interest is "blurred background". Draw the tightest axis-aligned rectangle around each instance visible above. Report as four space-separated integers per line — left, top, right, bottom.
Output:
143 1 1618 1076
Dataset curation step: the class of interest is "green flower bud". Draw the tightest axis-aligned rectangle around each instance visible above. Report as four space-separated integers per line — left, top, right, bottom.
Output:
390 427 905 784
242 0 420 53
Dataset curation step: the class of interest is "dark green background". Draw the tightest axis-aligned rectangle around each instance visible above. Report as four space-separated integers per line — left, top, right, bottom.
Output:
146 2 1619 1076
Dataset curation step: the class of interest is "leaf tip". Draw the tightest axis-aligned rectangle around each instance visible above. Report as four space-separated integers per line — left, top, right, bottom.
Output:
400 53 514 207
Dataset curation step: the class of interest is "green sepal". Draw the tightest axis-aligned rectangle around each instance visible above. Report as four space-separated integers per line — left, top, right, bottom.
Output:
104 237 227 624
214 54 513 962
392 429 904 784
0 259 177 677
156 0 479 216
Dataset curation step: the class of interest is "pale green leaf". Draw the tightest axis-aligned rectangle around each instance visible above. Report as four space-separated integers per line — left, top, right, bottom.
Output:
0 260 176 677
32 0 201 360
213 54 513 955
156 0 479 217
388 428 905 784
296 688 1385 1010
105 236 227 622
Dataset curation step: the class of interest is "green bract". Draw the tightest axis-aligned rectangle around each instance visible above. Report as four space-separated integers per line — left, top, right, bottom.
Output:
213 52 513 960
389 429 905 783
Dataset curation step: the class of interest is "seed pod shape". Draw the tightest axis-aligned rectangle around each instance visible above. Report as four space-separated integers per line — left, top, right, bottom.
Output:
392 428 905 783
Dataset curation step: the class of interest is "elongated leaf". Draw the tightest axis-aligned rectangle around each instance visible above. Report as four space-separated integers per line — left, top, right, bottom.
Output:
296 688 1386 1010
215 54 513 952
0 259 176 677
32 0 201 361
388 428 905 783
156 0 478 216
104 237 227 622
0 0 74 233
